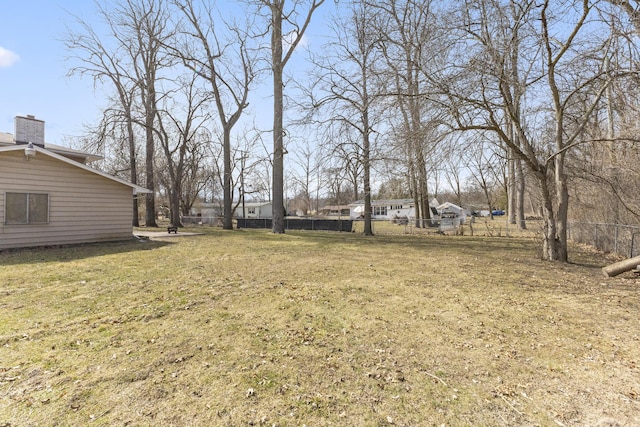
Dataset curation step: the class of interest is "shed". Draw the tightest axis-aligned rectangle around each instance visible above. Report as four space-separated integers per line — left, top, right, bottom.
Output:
436 202 467 231
0 144 149 250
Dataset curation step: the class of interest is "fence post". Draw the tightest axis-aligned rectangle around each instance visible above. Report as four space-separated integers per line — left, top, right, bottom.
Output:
633 232 639 257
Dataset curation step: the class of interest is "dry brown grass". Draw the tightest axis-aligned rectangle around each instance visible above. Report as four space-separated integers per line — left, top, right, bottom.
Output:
0 227 638 426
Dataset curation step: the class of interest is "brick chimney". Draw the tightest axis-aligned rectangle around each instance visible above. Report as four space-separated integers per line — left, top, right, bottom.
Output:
15 115 45 147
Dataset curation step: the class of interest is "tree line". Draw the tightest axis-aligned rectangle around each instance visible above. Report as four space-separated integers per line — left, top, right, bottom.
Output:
65 0 640 262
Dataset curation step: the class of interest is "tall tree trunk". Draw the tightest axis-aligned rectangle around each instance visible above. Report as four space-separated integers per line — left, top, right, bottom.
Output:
363 117 373 236
173 0 254 231
515 158 526 230
408 63 429 228
170 159 184 228
262 0 322 233
416 153 430 227
508 148 516 225
271 1 286 234
409 157 421 228
555 150 569 262
538 171 558 261
507 3 526 230
352 176 359 202
170 185 182 228
145 110 157 227
223 127 233 230
127 115 139 227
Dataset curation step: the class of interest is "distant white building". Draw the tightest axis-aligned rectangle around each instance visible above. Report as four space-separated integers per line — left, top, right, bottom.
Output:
234 201 273 219
187 200 274 223
349 198 440 220
319 205 351 217
186 202 221 225
189 202 221 218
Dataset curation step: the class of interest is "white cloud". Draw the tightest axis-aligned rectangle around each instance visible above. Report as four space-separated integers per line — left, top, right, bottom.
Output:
283 31 310 51
0 46 20 68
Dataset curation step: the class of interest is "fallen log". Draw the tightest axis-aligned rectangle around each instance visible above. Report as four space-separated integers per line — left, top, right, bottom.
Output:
602 255 640 278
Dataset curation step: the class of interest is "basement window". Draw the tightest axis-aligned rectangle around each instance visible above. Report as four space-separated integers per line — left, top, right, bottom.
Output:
5 192 49 224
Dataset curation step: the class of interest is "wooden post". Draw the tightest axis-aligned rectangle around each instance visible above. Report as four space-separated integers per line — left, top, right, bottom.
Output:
601 255 640 278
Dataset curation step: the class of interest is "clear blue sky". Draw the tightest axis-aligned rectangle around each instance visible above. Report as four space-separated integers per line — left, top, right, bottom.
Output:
0 1 103 145
0 1 333 148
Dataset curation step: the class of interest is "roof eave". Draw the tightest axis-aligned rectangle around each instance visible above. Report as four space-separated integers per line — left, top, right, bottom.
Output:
0 145 150 194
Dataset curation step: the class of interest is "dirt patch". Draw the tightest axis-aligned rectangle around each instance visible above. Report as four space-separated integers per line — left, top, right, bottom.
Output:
133 230 203 239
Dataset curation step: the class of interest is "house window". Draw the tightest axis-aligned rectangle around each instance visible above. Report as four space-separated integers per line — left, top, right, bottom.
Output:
391 205 402 210
373 206 387 216
248 207 256 215
5 192 49 224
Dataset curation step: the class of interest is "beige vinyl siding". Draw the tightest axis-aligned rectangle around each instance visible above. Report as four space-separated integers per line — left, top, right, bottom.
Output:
0 150 134 250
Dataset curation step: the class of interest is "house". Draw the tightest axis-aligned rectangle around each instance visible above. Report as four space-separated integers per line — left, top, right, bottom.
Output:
234 201 273 219
0 115 149 250
188 200 274 221
349 198 440 220
319 205 351 217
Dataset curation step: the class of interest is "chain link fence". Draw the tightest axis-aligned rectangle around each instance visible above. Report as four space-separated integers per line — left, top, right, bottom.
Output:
568 222 640 258
180 215 640 258
181 216 220 226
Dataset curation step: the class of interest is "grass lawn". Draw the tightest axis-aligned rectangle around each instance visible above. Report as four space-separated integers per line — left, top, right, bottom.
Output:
0 227 638 426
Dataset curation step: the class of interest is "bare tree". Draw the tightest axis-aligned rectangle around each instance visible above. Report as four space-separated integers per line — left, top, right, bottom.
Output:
179 130 212 216
464 133 507 220
115 0 177 227
169 0 256 229
332 126 365 202
231 131 270 215
154 73 211 227
441 136 467 207
305 0 383 235
290 140 319 215
605 0 640 35
440 0 634 261
65 2 143 226
567 0 640 227
254 0 325 233
374 0 445 229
